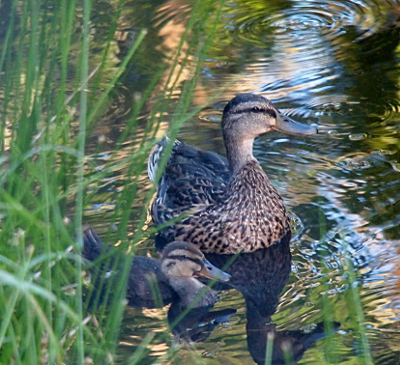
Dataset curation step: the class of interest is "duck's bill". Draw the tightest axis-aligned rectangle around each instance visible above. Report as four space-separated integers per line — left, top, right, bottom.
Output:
198 259 231 282
273 113 319 136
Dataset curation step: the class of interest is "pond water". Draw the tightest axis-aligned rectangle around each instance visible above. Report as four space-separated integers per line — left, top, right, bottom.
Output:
83 0 400 364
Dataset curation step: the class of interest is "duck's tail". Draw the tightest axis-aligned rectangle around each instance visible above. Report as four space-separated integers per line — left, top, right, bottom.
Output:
82 226 106 262
147 137 181 184
82 226 117 309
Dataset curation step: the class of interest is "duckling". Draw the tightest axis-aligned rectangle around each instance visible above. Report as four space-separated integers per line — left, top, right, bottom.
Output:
148 93 319 254
82 227 230 308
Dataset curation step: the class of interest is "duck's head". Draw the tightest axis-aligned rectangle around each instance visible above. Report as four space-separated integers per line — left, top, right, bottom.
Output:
222 93 318 139
161 241 231 282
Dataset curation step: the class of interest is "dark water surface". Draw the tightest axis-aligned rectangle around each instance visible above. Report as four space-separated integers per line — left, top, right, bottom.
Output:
83 0 400 364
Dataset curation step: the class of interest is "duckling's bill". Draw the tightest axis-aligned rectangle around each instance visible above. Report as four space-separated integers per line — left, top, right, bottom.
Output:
198 259 231 282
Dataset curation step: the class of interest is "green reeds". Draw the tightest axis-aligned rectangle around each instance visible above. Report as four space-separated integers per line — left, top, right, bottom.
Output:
0 0 225 363
343 245 374 365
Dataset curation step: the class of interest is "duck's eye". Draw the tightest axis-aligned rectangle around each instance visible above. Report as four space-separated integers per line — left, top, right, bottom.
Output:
251 106 261 112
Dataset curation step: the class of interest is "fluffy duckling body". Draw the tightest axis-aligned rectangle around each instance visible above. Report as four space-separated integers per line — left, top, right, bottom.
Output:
148 93 318 254
82 228 230 308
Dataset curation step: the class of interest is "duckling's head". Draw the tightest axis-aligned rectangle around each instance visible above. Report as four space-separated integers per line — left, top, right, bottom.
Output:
222 93 318 140
161 241 230 282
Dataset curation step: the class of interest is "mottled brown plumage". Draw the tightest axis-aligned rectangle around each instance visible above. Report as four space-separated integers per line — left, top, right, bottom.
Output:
148 93 318 254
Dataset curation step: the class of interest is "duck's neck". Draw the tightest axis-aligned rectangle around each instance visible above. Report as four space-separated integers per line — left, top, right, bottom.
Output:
168 277 217 308
224 132 256 173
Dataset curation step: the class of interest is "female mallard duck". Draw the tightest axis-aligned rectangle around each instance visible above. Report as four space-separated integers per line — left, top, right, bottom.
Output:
82 227 230 308
148 93 318 254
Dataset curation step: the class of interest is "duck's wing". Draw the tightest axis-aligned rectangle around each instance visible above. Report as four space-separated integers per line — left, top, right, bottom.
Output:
149 139 230 226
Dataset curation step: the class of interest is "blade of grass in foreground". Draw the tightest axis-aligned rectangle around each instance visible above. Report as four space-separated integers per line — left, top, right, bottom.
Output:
72 0 92 361
343 247 373 365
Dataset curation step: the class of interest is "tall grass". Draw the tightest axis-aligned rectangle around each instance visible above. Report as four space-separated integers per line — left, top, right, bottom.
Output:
0 0 224 363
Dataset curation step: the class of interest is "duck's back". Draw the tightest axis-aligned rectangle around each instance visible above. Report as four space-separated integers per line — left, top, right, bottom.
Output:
150 140 230 228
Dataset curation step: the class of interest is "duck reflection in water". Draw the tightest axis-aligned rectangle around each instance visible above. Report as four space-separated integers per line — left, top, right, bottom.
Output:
206 235 338 365
82 227 235 342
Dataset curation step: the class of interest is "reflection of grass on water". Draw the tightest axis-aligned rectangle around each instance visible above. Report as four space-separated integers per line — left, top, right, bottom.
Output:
0 0 373 364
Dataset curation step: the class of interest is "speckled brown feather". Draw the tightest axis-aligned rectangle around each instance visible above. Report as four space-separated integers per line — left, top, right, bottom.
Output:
172 161 290 253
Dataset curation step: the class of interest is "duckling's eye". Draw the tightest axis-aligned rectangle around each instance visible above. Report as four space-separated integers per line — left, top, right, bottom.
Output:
251 106 261 113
